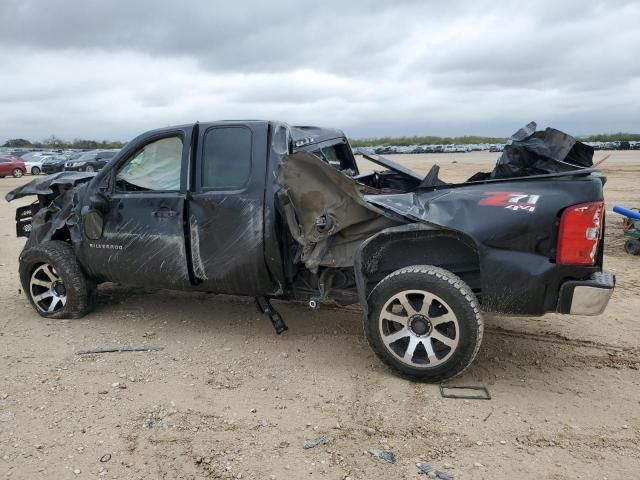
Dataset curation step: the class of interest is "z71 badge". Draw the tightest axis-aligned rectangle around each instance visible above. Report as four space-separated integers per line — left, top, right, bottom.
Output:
479 192 540 212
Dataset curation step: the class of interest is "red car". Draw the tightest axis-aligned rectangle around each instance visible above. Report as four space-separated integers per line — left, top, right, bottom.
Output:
0 156 26 178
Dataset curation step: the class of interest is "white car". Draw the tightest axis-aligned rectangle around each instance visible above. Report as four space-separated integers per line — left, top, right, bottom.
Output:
23 159 44 175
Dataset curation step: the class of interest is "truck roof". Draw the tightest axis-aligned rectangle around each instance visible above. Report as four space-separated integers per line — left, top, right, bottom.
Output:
139 121 347 150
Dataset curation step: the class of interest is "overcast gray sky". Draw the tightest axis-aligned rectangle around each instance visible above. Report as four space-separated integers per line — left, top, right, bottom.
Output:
2 0 639 141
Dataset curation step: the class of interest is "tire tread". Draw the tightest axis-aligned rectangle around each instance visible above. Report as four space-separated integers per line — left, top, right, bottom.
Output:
365 265 483 382
19 241 97 319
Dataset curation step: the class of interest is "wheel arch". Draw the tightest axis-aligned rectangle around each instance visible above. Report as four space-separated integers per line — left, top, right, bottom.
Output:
354 224 481 314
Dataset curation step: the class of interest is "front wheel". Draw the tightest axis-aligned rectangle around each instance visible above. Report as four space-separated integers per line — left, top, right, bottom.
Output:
19 241 97 319
31 166 41 175
365 265 483 382
85 165 95 172
12 168 23 178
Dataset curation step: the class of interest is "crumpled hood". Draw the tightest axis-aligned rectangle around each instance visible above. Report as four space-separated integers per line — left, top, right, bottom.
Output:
5 171 96 202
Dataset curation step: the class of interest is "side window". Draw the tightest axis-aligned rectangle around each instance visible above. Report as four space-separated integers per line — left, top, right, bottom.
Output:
115 136 183 192
202 127 251 189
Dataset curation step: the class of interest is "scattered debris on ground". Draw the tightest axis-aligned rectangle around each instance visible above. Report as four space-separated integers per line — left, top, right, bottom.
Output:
417 462 455 479
76 345 164 354
303 435 333 449
370 449 396 464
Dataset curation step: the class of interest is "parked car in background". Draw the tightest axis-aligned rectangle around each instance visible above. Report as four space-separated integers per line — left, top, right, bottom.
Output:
42 153 80 174
64 150 118 172
23 159 44 175
0 156 26 178
21 151 57 163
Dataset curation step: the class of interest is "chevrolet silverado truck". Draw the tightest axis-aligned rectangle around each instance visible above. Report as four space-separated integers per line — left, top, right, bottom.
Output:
6 121 615 381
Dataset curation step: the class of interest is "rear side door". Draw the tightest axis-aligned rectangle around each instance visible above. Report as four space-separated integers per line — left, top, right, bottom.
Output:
187 122 275 295
78 128 193 288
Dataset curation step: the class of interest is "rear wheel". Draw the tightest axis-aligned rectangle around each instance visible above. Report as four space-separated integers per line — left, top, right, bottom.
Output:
365 265 483 382
12 168 23 178
624 239 640 256
19 241 97 319
31 166 41 175
85 165 95 172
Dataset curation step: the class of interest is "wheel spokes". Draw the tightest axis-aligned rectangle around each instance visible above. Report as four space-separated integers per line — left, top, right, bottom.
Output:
398 293 417 316
41 265 59 282
403 336 420 362
430 310 457 327
431 330 457 349
381 310 409 325
424 337 439 365
30 263 66 314
418 292 438 316
379 288 461 369
382 328 410 346
33 291 54 302
48 297 61 312
31 278 52 288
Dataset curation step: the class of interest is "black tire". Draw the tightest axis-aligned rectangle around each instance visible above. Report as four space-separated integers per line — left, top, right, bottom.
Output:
624 239 640 256
85 165 95 172
19 241 97 319
365 265 483 382
12 168 23 178
31 166 41 175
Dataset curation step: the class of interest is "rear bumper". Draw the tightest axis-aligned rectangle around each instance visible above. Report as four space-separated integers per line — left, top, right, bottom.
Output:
557 271 615 315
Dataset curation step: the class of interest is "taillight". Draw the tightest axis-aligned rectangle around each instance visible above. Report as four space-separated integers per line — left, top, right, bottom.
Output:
557 201 604 265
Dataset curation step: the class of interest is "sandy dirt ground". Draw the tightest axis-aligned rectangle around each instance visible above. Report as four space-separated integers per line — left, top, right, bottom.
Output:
0 151 639 479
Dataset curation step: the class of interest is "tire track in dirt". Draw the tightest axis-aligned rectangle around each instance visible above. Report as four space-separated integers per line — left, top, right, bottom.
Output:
486 326 637 353
482 326 640 371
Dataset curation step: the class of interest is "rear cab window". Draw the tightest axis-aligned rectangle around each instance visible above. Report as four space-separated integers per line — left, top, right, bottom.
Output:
201 126 252 190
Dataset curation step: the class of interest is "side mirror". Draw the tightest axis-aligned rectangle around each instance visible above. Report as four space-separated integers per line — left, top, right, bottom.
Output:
83 210 104 240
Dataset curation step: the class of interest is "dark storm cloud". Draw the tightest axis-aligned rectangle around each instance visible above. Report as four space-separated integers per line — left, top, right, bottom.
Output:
1 0 639 140
0 0 419 73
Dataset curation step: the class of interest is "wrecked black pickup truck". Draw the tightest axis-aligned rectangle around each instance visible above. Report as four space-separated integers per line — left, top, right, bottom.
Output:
6 121 615 381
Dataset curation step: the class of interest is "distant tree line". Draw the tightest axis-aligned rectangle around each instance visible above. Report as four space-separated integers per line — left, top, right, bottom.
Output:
578 133 640 142
349 132 640 147
349 135 508 147
5 131 640 150
3 135 127 150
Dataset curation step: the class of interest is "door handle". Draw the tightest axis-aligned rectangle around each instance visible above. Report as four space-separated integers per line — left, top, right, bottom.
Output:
153 208 178 218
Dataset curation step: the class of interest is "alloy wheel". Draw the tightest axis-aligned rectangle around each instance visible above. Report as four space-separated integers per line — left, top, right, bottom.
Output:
378 289 459 368
30 263 67 313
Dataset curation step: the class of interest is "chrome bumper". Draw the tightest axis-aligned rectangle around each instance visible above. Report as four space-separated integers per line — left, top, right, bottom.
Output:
557 271 615 316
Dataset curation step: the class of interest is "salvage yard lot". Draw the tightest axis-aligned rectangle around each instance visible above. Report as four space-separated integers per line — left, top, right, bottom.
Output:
1 151 639 479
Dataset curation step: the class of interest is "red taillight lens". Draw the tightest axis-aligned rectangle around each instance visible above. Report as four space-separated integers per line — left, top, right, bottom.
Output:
557 201 604 265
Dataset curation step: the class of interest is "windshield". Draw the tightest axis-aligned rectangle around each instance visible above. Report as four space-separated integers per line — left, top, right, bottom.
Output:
75 152 97 162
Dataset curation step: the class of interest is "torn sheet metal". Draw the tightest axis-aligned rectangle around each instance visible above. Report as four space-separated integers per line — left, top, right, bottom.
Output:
25 187 84 248
360 152 423 180
5 171 95 202
277 150 402 271
487 122 594 180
